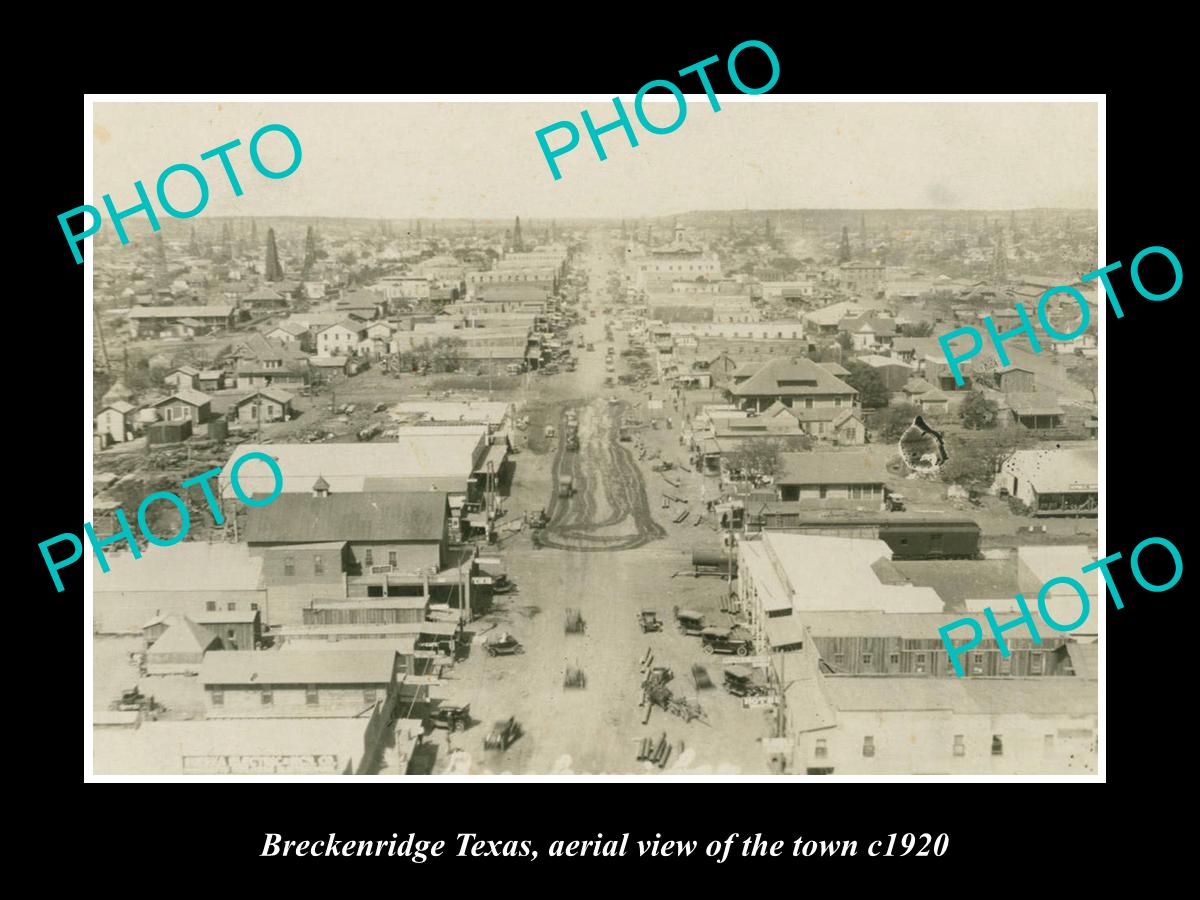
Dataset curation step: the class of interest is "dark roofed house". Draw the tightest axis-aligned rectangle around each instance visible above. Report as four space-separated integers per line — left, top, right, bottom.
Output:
234 388 296 424
244 491 450 577
729 357 858 412
774 451 889 508
996 365 1036 393
152 389 212 425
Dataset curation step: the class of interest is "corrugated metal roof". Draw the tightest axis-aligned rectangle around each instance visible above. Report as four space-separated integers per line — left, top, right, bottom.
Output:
200 648 399 685
244 492 446 543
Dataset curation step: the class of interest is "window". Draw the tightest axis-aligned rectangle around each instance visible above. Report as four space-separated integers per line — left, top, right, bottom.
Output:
863 736 875 758
210 687 224 706
953 735 965 757
205 601 217 612
998 655 1011 675
250 603 259 611
227 602 237 612
364 549 374 568
306 685 319 706
972 653 985 675
833 652 845 666
388 551 398 568
991 735 1004 756
889 652 900 667
363 688 378 705
814 738 828 759
314 555 325 576
861 652 873 666
260 685 273 706
915 652 928 674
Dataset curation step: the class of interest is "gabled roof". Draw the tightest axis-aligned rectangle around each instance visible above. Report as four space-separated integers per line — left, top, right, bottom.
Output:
776 451 888 485
154 389 211 408
235 388 295 407
168 365 200 377
903 376 936 395
243 492 447 544
730 357 857 397
265 321 309 336
100 400 136 415
316 319 368 335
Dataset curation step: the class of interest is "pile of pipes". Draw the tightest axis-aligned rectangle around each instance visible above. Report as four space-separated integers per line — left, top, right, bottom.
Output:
638 732 673 768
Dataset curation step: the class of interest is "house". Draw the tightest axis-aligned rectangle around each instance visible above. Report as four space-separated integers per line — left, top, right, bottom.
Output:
997 445 1097 516
196 369 225 392
242 287 289 313
309 356 350 380
773 452 889 506
923 356 973 391
840 314 897 350
729 357 858 412
152 389 212 425
316 320 368 357
263 320 314 352
996 365 1036 394
200 647 402 719
164 365 200 392
831 409 866 445
128 305 235 337
244 491 451 577
144 615 222 675
1005 392 1063 429
914 389 952 416
234 388 295 424
95 401 136 443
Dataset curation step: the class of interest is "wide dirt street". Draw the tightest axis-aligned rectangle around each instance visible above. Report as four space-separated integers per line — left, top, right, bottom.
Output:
431 241 774 775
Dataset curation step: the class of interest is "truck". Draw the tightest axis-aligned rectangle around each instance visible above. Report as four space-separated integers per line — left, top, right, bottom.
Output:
558 474 574 498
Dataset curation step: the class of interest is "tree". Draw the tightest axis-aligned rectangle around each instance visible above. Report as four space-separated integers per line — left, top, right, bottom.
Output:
723 437 787 481
1067 357 1098 403
959 390 999 429
870 402 920 442
836 332 853 351
265 228 284 281
939 428 1037 488
904 320 935 337
843 361 889 409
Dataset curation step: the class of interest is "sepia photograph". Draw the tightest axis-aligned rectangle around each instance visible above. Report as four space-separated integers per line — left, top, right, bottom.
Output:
84 98 1100 777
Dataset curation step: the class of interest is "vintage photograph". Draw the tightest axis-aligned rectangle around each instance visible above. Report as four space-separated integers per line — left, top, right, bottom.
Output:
87 99 1099 776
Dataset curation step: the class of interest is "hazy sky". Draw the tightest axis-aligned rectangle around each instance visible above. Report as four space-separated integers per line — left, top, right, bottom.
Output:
91 101 1098 220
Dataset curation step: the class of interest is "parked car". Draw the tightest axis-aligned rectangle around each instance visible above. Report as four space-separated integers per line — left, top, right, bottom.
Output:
484 632 523 656
674 607 706 636
700 627 754 657
429 703 471 732
723 665 769 697
638 608 663 633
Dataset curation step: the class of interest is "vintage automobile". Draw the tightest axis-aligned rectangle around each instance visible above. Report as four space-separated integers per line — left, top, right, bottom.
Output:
638 608 663 633
484 632 523 657
429 702 471 732
673 606 707 636
723 665 769 697
558 474 574 498
484 717 522 751
700 626 754 657
490 573 516 594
